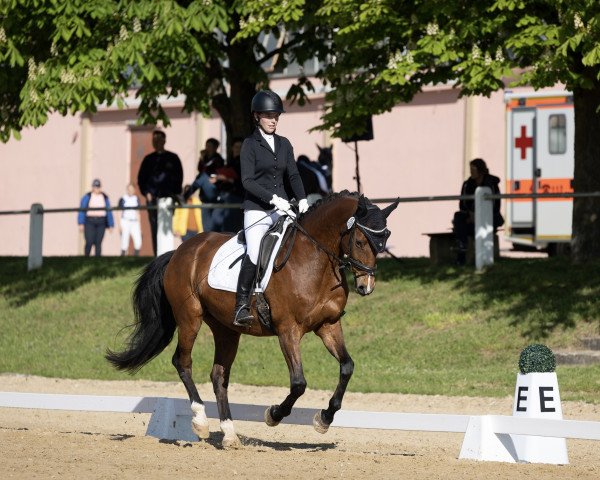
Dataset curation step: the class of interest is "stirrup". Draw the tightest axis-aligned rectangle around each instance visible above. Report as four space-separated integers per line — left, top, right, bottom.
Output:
233 305 254 328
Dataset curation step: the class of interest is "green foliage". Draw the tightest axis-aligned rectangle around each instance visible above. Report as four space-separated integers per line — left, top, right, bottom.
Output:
519 344 556 374
0 0 333 142
4 1 600 142
1 256 599 402
281 0 600 137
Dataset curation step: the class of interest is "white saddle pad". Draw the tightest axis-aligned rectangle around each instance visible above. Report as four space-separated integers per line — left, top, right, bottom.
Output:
207 218 293 293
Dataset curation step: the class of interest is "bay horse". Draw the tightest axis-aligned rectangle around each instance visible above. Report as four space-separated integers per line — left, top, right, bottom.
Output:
106 191 399 448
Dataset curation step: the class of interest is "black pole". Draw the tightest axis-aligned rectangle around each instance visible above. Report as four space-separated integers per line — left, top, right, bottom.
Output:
354 140 362 193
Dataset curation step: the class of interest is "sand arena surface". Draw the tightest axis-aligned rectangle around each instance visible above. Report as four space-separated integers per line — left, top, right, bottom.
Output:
0 375 599 479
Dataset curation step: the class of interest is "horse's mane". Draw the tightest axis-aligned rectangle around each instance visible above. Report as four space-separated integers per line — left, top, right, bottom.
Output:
299 189 359 220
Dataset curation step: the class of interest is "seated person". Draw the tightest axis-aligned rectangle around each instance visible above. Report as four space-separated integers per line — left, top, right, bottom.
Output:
453 158 504 265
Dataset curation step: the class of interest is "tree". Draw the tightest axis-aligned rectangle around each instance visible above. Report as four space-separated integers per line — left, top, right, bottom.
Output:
299 0 600 262
0 0 328 151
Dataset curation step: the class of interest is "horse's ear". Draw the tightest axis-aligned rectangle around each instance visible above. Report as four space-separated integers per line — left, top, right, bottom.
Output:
355 194 368 217
316 143 323 152
381 198 400 219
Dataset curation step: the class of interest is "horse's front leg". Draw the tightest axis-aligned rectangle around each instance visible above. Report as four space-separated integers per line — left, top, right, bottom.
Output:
265 329 306 426
313 320 354 434
209 320 242 448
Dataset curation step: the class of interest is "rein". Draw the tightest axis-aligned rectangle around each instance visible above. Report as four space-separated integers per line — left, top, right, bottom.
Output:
278 214 377 277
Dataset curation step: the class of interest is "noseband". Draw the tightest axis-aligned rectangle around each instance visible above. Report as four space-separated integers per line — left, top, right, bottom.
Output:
341 218 378 279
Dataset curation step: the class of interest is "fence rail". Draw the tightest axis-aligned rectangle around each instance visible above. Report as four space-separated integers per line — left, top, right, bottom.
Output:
2 191 599 271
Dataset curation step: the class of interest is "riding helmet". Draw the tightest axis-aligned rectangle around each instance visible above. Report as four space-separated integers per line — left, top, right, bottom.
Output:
251 90 285 114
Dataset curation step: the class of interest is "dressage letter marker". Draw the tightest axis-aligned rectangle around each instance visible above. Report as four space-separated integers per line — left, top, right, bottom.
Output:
510 372 568 464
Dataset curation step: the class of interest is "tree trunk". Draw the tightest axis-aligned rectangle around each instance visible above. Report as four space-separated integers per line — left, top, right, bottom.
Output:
211 33 261 158
572 84 600 261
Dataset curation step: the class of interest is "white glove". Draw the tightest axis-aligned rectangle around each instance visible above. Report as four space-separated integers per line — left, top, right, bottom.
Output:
298 198 309 214
271 194 295 218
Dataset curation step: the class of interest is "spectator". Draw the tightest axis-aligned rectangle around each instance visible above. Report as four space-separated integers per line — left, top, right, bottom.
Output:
212 136 245 232
198 137 225 175
185 138 225 232
183 150 219 232
137 130 183 256
118 183 142 256
453 158 504 265
78 178 114 257
173 185 203 242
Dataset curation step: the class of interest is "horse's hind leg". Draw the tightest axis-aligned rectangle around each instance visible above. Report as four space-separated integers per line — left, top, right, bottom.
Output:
171 298 209 439
265 329 306 426
312 321 354 433
208 319 242 448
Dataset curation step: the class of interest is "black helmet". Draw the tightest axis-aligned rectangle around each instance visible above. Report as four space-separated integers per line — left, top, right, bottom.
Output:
251 90 285 114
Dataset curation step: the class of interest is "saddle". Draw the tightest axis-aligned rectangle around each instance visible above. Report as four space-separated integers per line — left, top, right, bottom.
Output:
208 217 296 332
234 217 290 280
235 217 296 331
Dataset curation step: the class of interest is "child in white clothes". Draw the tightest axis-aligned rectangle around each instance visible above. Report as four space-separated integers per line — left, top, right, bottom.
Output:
118 184 142 256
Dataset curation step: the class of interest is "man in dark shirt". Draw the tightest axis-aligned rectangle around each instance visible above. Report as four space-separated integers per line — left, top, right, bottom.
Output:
137 130 183 255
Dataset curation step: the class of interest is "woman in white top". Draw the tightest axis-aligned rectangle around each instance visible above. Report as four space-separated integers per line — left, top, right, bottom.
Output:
77 178 114 256
118 184 142 256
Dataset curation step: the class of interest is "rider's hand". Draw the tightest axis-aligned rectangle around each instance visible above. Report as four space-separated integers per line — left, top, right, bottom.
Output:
271 195 295 218
298 198 309 214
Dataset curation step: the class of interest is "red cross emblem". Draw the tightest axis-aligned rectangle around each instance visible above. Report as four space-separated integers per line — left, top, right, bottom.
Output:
515 125 533 160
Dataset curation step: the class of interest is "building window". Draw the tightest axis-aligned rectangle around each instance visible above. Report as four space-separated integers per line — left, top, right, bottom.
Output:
259 30 322 78
548 114 566 154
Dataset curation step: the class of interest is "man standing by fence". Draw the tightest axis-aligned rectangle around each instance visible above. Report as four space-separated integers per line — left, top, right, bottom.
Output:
137 130 183 256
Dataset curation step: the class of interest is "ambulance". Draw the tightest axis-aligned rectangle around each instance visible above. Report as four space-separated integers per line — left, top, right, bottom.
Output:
504 91 574 254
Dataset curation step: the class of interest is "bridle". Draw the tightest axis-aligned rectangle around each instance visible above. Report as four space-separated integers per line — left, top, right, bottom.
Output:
278 213 382 286
341 217 378 280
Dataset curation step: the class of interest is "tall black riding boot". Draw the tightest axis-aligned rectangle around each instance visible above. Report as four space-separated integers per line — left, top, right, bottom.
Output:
233 256 256 327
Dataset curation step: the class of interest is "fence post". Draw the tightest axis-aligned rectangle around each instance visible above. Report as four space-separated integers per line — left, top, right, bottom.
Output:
28 203 44 271
157 197 174 256
474 187 494 271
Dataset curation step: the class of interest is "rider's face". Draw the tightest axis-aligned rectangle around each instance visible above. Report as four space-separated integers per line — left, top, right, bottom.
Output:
257 112 280 134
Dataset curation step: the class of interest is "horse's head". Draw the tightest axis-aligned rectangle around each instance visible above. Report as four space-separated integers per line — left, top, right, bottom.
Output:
316 144 333 188
317 144 333 169
341 195 399 296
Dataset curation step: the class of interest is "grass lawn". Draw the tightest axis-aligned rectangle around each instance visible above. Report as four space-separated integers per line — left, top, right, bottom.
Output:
0 255 598 402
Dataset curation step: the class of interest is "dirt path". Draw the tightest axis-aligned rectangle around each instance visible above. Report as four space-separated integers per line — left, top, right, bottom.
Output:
1 375 599 479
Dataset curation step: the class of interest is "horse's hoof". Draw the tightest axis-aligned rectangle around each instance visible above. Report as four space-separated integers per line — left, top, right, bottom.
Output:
222 434 242 449
313 411 329 434
191 419 210 439
264 406 280 427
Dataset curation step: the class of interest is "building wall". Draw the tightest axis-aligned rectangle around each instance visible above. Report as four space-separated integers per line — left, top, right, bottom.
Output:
1 113 82 256
0 84 547 257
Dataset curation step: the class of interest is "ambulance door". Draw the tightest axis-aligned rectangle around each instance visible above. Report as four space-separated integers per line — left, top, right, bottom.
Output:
508 108 535 235
534 107 574 242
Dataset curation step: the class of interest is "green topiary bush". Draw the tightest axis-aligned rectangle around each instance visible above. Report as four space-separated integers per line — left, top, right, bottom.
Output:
519 344 556 374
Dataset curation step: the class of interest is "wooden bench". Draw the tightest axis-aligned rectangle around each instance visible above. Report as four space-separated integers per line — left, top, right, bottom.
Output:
424 232 499 266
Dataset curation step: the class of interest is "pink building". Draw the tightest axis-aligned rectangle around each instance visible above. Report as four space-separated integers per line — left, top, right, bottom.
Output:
0 80 543 257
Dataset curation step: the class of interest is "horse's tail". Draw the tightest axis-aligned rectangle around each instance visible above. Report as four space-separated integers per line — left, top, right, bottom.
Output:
105 251 176 373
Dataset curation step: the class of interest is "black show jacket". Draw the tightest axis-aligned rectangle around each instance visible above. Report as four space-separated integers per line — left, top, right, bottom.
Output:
240 129 306 211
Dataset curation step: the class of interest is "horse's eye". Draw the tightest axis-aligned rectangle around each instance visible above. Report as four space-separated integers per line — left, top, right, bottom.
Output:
355 240 364 248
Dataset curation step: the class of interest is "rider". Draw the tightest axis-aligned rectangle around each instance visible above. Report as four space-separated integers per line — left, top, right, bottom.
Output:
233 90 309 327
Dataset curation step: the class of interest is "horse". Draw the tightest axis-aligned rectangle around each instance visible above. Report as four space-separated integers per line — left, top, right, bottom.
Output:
106 190 399 448
317 144 333 191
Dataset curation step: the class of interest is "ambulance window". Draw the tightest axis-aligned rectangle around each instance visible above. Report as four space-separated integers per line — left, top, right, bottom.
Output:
549 114 566 154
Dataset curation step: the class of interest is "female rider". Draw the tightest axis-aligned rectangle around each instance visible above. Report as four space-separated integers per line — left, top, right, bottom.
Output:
233 90 309 327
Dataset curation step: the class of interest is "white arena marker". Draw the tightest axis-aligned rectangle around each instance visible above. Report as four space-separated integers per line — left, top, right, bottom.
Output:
1 390 600 464
510 372 568 464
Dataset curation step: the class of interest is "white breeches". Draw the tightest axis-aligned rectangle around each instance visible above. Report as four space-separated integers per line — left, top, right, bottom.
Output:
243 209 282 264
120 219 142 250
